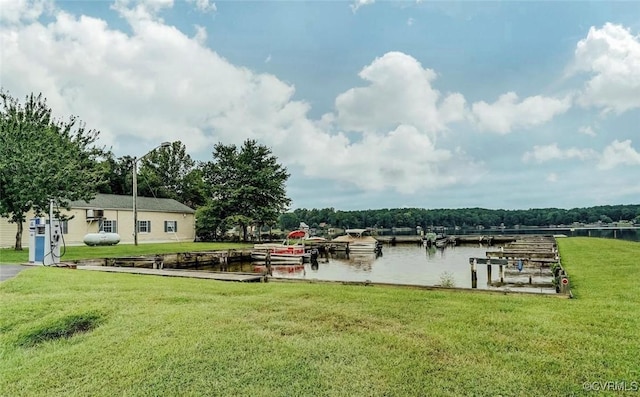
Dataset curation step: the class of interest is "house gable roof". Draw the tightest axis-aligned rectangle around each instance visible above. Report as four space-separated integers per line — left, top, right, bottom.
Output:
69 194 195 214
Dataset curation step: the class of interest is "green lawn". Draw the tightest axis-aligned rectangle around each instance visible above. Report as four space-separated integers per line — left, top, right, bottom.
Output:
0 237 638 396
0 242 252 264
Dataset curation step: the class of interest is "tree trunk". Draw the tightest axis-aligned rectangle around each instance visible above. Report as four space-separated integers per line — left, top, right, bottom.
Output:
241 224 248 242
14 221 23 251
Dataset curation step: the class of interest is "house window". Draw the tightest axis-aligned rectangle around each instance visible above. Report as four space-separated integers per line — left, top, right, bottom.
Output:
164 220 177 233
100 220 118 233
60 220 69 234
137 220 151 233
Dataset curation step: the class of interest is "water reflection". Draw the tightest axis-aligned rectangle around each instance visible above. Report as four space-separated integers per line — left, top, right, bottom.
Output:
194 244 555 292
253 263 306 277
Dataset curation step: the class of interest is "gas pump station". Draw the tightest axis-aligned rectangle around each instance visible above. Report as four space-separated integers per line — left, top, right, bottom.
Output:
28 200 63 266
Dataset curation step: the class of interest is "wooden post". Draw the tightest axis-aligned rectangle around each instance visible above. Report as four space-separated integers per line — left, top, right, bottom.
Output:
265 251 272 276
558 269 569 294
487 263 492 285
499 264 504 283
471 259 478 289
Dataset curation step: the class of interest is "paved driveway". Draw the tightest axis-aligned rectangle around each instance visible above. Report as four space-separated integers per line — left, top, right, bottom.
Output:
0 265 29 282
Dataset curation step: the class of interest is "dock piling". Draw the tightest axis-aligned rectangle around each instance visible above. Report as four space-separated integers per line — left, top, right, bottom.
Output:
471 259 478 289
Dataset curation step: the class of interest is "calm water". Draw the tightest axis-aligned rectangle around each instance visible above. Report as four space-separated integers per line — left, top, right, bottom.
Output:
197 244 556 293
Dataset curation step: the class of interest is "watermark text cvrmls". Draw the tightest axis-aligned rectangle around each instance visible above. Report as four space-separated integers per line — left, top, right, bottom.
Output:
583 381 639 392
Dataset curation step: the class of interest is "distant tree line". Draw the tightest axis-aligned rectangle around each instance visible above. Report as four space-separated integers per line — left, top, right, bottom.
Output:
279 206 640 231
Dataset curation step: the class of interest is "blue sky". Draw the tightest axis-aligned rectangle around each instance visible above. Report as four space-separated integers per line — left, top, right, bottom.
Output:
1 0 639 211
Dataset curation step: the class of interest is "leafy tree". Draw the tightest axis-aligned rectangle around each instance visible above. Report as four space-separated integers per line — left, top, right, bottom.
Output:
137 141 206 208
0 91 105 249
96 152 134 195
279 212 300 230
195 201 227 240
200 139 290 241
599 215 613 224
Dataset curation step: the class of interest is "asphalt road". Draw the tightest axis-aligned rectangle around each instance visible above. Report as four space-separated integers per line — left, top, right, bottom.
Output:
0 265 28 282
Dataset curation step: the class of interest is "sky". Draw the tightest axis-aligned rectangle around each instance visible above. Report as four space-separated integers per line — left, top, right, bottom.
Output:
1 0 639 211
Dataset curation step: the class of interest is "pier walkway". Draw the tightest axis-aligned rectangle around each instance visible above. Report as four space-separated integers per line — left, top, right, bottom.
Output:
77 265 265 282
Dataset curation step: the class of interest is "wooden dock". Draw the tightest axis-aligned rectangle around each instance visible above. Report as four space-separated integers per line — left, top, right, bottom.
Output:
374 235 519 245
468 235 570 295
77 265 265 282
304 241 350 252
76 249 254 269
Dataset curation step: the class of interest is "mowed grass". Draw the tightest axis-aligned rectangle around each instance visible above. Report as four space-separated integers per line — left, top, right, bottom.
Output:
0 237 638 396
0 242 252 264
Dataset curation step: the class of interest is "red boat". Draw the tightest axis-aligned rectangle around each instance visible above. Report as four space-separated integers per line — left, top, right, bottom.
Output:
251 230 310 262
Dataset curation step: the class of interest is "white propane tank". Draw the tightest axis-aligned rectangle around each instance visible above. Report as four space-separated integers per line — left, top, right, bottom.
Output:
83 231 121 246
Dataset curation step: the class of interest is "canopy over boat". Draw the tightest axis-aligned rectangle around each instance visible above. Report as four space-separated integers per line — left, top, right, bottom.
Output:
287 230 307 239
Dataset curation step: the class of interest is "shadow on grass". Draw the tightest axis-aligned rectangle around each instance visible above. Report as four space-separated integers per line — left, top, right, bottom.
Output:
16 311 104 347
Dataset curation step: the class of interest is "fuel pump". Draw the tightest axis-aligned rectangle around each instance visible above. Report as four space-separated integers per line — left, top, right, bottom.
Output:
28 200 63 265
45 199 62 266
28 218 46 263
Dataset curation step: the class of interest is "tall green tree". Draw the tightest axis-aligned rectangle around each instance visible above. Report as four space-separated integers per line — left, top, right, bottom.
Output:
200 139 290 241
278 212 301 230
195 200 227 240
0 91 105 249
96 152 134 196
137 141 206 208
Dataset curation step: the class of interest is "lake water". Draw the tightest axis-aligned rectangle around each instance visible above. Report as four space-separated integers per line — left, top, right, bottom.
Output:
196 244 557 293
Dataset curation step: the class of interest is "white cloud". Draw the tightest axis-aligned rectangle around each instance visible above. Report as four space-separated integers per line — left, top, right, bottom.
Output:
522 143 597 163
265 54 272 63
335 52 466 139
523 140 640 171
0 7 480 195
0 2 295 151
471 92 572 134
351 0 374 13
547 173 558 183
297 124 482 193
112 0 174 24
193 24 207 44
407 18 414 27
578 125 596 136
0 0 53 24
187 0 216 13
573 23 640 114
597 140 640 170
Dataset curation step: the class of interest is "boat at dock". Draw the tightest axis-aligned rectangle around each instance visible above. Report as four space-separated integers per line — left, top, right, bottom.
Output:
332 229 381 252
423 233 456 248
252 230 310 262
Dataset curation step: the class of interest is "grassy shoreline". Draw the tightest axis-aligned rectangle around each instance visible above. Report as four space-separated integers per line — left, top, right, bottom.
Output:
1 237 638 396
0 242 252 264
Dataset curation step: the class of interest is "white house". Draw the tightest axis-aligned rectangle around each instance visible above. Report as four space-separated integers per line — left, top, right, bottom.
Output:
0 194 196 248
